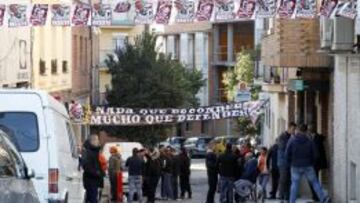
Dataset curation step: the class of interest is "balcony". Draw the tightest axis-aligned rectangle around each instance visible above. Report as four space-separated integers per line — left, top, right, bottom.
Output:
261 19 330 68
101 11 135 28
261 67 289 93
262 83 287 93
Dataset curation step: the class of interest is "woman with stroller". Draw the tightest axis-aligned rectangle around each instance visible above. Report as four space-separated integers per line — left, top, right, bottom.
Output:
234 152 258 202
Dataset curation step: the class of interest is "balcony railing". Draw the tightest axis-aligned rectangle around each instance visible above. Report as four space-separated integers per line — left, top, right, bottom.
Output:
213 45 253 65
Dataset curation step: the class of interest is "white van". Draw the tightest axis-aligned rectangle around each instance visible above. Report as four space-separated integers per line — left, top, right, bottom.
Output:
0 89 84 203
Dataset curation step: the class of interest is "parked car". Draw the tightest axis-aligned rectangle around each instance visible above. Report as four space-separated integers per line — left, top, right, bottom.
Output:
159 137 186 150
103 142 143 194
0 129 39 203
213 136 239 154
183 137 213 158
0 89 84 203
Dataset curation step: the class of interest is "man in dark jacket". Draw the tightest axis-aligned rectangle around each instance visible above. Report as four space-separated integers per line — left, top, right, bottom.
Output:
144 148 162 203
126 148 145 203
308 124 328 201
285 124 330 203
277 122 296 202
82 134 104 203
240 152 258 183
206 143 218 203
217 143 237 203
178 147 192 199
267 141 279 199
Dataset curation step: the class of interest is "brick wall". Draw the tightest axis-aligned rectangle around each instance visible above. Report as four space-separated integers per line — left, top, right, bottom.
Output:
71 27 92 98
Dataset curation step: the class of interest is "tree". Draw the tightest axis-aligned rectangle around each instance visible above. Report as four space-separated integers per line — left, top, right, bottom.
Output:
223 49 263 137
222 51 254 101
104 32 204 146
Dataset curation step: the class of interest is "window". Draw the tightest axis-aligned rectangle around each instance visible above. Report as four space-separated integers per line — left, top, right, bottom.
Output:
0 144 16 177
0 112 39 152
66 123 78 158
113 35 128 51
19 40 27 69
51 59 57 74
39 59 46 75
174 35 180 60
62 61 68 73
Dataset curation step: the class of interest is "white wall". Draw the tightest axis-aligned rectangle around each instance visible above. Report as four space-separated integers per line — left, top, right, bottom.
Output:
333 54 360 202
262 92 288 147
195 32 209 106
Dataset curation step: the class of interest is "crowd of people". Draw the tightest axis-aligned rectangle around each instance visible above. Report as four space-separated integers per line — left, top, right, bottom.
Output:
79 121 331 203
205 122 331 203
80 133 192 203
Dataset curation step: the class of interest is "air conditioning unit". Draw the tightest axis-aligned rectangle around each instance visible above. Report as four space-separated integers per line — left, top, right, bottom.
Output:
332 17 354 51
320 17 333 49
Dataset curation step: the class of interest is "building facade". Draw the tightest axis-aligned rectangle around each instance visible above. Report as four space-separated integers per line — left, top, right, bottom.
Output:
211 21 255 136
322 16 360 202
32 0 72 100
260 17 332 195
0 0 31 88
97 23 145 105
154 22 212 137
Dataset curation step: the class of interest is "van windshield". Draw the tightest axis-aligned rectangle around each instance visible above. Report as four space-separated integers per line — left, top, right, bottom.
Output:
0 112 39 152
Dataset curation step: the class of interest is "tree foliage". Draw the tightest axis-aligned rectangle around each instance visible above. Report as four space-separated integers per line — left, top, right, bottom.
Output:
222 51 254 101
222 49 263 137
104 32 204 146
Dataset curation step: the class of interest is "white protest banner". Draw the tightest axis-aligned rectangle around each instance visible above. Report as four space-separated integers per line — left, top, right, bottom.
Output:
86 100 268 126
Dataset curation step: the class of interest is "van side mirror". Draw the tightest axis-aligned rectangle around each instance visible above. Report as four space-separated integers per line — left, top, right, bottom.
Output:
26 168 36 179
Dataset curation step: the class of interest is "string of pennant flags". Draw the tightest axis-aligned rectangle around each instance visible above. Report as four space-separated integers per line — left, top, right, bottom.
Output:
0 0 357 28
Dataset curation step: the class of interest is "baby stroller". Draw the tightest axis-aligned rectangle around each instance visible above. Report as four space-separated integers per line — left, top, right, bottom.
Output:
234 155 264 203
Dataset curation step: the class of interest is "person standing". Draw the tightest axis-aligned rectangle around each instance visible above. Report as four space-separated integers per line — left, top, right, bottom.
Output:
161 148 174 200
170 148 180 200
277 122 297 202
233 147 245 203
178 147 192 199
82 134 105 203
217 143 237 203
108 146 122 202
267 141 280 199
144 148 162 203
126 148 145 203
206 142 218 203
285 124 331 203
258 147 270 199
308 124 328 202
